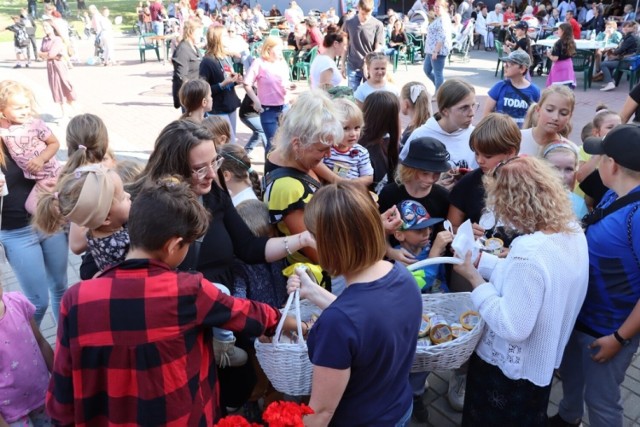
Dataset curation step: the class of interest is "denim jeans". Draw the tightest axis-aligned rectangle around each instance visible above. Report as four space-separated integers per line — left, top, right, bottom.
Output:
240 114 266 152
0 226 68 325
423 55 446 91
260 106 283 154
558 329 640 427
212 282 234 342
347 67 364 92
152 21 164 36
601 60 620 84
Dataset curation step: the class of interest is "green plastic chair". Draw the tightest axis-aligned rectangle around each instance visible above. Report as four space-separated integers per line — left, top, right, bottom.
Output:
269 28 281 37
494 40 504 79
393 46 410 72
614 54 640 90
572 49 594 91
282 48 297 80
138 33 160 63
406 32 424 62
293 46 318 81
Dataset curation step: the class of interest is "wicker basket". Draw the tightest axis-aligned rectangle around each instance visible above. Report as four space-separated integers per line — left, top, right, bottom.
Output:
411 292 485 372
254 290 317 396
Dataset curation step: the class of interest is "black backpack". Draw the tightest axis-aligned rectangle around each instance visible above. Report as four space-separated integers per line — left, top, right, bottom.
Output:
15 25 29 48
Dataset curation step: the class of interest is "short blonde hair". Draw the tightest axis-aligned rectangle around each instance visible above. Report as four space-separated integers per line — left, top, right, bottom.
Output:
333 98 363 127
483 156 576 235
394 164 423 186
273 90 343 161
304 181 385 276
260 36 282 60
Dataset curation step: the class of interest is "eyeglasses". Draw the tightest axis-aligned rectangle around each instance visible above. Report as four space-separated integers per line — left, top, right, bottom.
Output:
191 156 223 180
490 156 520 178
453 102 480 114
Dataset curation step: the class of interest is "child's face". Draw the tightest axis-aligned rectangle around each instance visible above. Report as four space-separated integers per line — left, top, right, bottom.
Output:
398 227 432 251
412 170 441 191
108 173 131 228
102 152 117 169
546 150 577 189
475 151 514 174
536 93 572 135
594 114 621 137
203 91 213 112
368 59 387 84
339 119 362 149
1 93 31 125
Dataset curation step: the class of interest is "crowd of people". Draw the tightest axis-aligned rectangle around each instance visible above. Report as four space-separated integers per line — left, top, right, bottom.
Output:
1 0 640 425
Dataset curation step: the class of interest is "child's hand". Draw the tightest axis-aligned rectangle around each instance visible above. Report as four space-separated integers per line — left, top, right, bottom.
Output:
429 231 453 257
381 205 402 234
471 223 485 239
26 157 45 174
386 246 417 265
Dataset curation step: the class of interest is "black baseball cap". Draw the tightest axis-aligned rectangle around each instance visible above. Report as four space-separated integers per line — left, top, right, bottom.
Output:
400 137 451 172
583 124 640 172
514 20 529 30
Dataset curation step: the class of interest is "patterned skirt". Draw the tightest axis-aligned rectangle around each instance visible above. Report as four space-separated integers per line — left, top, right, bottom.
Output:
462 353 552 427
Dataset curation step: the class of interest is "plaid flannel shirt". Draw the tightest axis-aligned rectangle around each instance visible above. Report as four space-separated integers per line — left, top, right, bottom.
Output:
46 259 281 426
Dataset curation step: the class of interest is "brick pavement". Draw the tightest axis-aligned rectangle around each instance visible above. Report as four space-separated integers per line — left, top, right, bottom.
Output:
0 32 636 426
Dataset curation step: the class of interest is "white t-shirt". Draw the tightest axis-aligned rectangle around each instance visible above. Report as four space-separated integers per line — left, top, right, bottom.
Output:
353 82 400 103
309 54 342 90
519 128 580 158
231 186 258 206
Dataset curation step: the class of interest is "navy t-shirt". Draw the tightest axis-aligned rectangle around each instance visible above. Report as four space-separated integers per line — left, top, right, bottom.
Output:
307 262 422 426
488 80 541 128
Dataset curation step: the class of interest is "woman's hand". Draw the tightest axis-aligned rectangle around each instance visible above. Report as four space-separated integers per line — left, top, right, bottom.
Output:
299 230 317 250
471 223 485 239
589 335 623 363
453 251 485 288
381 205 402 234
431 52 438 60
253 99 264 113
386 246 417 265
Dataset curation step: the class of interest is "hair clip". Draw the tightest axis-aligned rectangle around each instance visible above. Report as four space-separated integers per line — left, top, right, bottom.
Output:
247 167 254 173
78 144 87 151
53 191 59 200
74 170 82 178
410 84 426 104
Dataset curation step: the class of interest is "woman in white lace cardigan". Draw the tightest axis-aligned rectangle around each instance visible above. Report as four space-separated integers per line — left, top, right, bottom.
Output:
454 156 589 426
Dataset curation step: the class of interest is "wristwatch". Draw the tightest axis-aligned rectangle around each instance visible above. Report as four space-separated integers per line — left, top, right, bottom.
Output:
613 330 631 346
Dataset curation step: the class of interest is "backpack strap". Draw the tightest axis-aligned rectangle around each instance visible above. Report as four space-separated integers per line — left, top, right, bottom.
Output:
263 167 322 192
582 191 640 229
627 204 640 270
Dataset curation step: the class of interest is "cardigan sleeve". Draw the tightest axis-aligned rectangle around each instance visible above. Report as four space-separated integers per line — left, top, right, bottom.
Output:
221 189 269 264
200 56 226 95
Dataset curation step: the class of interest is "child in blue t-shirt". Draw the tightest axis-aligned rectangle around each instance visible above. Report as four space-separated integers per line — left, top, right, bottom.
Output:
482 49 541 128
394 199 453 293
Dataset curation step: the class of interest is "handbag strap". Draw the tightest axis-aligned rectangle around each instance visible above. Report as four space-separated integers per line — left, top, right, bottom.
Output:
273 289 305 347
506 80 532 106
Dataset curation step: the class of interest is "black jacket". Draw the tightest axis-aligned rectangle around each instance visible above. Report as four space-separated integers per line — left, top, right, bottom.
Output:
199 55 241 114
171 40 201 109
613 32 638 58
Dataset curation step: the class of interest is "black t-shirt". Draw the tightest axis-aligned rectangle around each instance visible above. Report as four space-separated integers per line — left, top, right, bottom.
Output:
0 146 35 230
630 82 640 123
552 39 571 60
579 169 609 206
449 168 485 224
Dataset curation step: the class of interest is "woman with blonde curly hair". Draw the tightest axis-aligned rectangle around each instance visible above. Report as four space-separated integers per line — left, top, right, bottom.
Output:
453 156 589 426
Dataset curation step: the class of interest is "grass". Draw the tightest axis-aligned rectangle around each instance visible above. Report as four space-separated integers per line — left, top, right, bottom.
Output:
0 0 139 43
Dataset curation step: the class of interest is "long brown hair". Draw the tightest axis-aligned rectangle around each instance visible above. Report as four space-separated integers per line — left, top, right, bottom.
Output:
557 23 576 57
205 25 227 58
359 91 400 179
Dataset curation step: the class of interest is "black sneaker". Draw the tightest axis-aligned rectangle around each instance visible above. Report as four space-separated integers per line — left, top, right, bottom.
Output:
412 395 429 423
548 413 581 427
13 64 22 69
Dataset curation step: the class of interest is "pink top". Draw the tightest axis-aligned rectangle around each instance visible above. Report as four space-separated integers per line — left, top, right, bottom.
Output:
0 118 60 180
244 57 291 106
0 292 49 422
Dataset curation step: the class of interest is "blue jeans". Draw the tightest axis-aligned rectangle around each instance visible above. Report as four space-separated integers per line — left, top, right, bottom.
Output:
423 55 446 91
152 21 164 36
0 226 68 325
212 283 234 342
558 329 640 426
240 114 266 152
260 106 283 154
347 67 364 92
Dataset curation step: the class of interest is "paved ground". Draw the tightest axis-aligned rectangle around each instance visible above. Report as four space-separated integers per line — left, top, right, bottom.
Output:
0 32 635 426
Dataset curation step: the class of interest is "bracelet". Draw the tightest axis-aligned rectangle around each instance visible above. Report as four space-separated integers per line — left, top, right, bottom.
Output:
284 236 293 256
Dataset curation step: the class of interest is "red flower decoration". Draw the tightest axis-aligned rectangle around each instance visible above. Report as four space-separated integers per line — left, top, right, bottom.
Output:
262 401 314 427
214 415 261 427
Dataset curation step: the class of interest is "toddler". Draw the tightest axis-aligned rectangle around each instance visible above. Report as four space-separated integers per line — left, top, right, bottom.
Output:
0 80 61 214
0 282 53 426
316 98 373 186
394 199 452 294
543 142 588 219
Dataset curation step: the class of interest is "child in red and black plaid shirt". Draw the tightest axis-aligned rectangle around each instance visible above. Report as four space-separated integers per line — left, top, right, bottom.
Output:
46 177 305 425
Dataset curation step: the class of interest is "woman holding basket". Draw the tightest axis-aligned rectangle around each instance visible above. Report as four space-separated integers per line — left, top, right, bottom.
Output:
287 181 422 426
453 156 589 426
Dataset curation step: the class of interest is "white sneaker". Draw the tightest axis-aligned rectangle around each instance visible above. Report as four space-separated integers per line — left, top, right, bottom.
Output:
447 371 466 412
600 82 615 92
213 337 248 368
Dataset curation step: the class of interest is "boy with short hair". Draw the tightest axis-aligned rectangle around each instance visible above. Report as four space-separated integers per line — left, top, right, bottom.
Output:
394 199 452 294
46 179 302 425
4 15 29 68
482 49 541 128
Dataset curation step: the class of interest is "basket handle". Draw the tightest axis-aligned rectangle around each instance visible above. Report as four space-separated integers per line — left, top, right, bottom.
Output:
406 256 463 271
274 289 305 347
